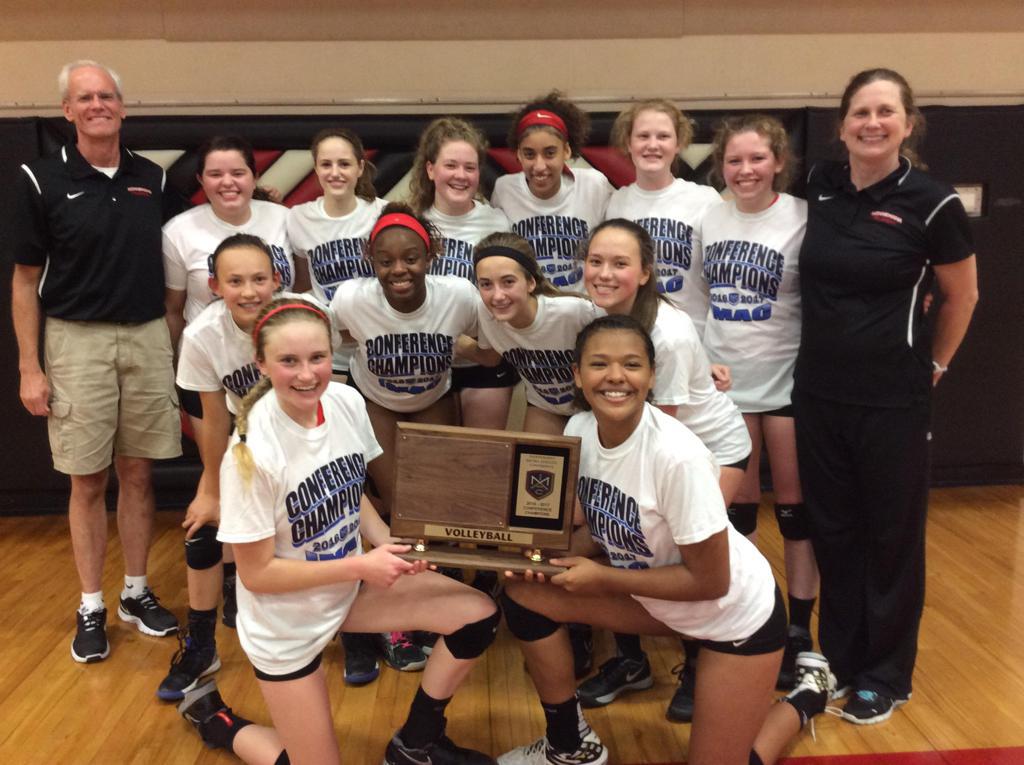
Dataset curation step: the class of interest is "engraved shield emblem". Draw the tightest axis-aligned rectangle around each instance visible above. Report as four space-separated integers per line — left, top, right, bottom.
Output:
526 470 554 500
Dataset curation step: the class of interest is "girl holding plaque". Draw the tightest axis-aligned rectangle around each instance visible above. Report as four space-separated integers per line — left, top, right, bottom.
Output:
498 315 833 765
178 297 499 765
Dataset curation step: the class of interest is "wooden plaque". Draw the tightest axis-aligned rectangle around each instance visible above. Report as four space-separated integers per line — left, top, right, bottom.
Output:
391 422 580 574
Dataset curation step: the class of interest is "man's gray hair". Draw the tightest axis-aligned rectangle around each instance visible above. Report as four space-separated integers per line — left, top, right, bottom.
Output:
58 60 124 101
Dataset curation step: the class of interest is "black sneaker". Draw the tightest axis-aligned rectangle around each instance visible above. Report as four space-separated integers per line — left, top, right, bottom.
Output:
666 662 696 723
567 624 593 679
221 574 237 629
377 631 427 672
118 587 178 636
341 632 380 685
577 655 653 708
178 680 231 748
840 688 909 725
413 630 440 656
157 630 221 701
776 625 814 690
383 732 495 765
71 607 110 663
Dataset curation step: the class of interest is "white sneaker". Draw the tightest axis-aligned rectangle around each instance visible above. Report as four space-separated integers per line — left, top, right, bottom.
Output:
497 726 607 765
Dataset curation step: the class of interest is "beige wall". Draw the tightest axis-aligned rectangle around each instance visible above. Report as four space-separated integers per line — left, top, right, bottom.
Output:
1 1 1022 116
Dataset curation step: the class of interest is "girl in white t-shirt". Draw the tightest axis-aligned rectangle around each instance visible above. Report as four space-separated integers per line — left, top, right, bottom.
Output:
498 315 834 765
408 117 516 430
702 115 819 690
606 100 723 335
329 203 481 519
473 231 602 436
287 128 387 374
491 91 614 291
158 233 280 702
178 298 499 765
577 218 751 720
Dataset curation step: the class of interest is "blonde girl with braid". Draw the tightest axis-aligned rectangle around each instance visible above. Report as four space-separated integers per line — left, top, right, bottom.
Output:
178 297 499 765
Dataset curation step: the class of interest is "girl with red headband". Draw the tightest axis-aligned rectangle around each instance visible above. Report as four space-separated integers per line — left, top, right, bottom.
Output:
606 100 723 336
287 128 387 378
408 117 517 431
178 296 499 765
491 91 613 292
329 203 482 520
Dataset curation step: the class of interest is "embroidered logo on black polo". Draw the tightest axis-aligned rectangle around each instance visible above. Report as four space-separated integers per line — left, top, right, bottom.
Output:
870 211 903 226
126 186 153 197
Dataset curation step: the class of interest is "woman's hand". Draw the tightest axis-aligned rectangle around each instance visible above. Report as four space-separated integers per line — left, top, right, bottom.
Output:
711 364 732 392
182 494 219 539
549 557 609 594
358 544 419 587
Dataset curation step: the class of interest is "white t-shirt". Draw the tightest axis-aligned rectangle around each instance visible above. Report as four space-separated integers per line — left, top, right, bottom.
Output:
217 383 383 674
701 194 806 412
331 275 478 413
287 196 385 371
164 199 294 324
491 168 613 291
607 179 722 336
566 405 775 642
477 294 603 415
649 301 751 465
175 299 259 415
426 201 511 282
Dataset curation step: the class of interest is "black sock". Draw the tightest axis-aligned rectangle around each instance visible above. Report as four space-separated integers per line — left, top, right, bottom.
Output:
188 607 217 648
681 638 700 667
783 687 826 727
399 687 451 749
542 696 582 753
788 596 815 632
613 633 644 661
199 709 252 752
223 561 237 579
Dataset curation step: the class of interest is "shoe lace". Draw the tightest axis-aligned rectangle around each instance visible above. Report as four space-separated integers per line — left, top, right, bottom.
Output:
135 588 162 611
168 629 211 674
389 631 414 649
80 609 104 631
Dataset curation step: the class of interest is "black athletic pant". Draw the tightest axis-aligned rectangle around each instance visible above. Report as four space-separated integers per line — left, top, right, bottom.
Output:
793 389 930 699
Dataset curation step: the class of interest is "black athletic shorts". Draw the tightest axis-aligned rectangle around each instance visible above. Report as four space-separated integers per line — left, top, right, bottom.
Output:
253 652 322 682
698 584 787 656
177 385 203 419
761 404 794 418
451 360 520 390
722 454 751 472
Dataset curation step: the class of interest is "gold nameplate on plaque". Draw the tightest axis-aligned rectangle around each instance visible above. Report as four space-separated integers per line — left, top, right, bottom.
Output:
391 423 580 575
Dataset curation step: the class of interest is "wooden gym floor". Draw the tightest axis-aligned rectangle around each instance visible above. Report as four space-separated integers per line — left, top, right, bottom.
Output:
0 484 1021 764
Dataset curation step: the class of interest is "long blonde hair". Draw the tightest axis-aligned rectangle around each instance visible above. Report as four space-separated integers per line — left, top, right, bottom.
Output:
232 297 332 485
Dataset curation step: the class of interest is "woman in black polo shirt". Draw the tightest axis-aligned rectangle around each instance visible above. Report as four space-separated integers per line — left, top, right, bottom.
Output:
794 68 977 725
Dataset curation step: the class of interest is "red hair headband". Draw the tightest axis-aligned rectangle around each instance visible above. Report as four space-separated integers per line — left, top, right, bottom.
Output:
516 110 568 139
253 303 328 342
369 213 431 249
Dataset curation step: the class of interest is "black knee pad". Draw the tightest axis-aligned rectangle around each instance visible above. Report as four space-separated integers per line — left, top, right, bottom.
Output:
499 590 560 642
445 608 501 659
185 524 223 570
749 751 764 765
774 503 811 540
274 751 290 765
727 503 759 536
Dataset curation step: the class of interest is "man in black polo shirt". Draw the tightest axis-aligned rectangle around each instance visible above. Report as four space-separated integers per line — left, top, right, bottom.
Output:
11 60 181 663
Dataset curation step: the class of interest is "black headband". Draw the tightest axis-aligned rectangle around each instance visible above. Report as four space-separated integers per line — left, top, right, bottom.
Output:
473 245 539 277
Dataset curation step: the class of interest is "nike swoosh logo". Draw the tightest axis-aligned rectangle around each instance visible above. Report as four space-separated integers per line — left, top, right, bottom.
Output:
731 638 750 648
67 191 85 199
818 194 835 201
625 668 645 682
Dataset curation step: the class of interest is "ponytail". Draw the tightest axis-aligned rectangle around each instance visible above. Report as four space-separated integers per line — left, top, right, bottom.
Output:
231 376 273 487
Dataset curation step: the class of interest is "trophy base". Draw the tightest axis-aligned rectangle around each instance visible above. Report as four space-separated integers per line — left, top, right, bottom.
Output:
397 543 566 577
